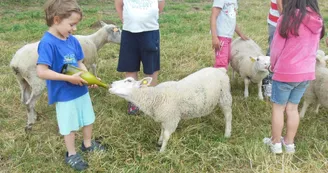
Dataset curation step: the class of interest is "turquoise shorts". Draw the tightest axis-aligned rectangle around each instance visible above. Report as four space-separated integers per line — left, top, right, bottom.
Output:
55 92 95 135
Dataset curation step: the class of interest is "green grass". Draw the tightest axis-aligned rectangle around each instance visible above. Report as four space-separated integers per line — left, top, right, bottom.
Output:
1 0 328 172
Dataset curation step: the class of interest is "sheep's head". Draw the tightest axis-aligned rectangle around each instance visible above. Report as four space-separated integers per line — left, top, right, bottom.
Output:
250 56 270 72
109 77 152 98
316 50 328 67
100 21 121 44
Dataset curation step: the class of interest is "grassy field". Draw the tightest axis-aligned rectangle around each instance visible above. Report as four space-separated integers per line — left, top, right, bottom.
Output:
1 0 328 172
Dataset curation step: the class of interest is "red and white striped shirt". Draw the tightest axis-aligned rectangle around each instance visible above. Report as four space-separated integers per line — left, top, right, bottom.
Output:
267 0 280 27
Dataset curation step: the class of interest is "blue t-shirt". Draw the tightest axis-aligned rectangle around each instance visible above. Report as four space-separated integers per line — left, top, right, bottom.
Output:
37 32 88 105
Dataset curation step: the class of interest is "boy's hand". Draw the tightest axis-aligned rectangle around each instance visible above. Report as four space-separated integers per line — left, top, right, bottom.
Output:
88 77 101 88
68 72 88 86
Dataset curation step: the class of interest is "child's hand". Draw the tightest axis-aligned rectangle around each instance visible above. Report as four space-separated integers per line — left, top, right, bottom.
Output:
240 34 249 40
68 72 88 86
212 37 223 50
88 77 101 89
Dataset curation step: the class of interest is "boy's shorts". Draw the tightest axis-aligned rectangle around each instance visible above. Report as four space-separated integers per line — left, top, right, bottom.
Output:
214 36 232 69
55 92 95 135
271 80 309 105
117 30 160 75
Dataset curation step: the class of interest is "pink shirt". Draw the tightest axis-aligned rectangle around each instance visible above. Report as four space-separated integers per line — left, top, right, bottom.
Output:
270 8 323 82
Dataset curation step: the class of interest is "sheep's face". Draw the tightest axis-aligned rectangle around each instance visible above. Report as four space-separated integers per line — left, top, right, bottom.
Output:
316 50 328 67
251 56 270 72
102 22 121 44
109 77 152 98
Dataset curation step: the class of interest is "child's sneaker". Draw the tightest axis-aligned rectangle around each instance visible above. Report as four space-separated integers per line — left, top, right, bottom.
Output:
263 137 282 154
262 73 273 98
81 140 105 152
281 138 296 153
128 102 139 115
65 152 88 171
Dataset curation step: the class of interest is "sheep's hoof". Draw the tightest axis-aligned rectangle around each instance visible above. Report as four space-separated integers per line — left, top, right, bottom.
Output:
25 125 32 133
156 143 162 148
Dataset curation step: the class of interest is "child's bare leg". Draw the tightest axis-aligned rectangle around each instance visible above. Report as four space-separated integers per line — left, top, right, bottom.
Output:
125 72 138 80
82 124 93 148
285 102 300 144
271 103 285 143
145 70 159 86
64 132 76 156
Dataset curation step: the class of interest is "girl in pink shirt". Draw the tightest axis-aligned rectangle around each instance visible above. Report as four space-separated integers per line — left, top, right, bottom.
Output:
263 0 325 154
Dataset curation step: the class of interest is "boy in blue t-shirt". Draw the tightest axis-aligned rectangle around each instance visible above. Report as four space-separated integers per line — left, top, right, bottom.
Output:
36 0 104 171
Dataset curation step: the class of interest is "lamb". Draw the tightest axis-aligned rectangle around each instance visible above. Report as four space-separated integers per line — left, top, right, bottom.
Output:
109 67 233 152
230 37 270 100
9 21 121 131
300 50 328 118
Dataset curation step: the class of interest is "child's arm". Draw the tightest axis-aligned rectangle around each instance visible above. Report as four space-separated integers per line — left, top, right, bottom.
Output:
159 0 165 13
115 0 123 23
235 25 248 40
210 7 222 50
277 0 283 14
36 64 87 86
77 60 88 71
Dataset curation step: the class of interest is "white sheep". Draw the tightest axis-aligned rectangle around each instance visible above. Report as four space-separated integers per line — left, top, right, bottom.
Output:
10 21 121 131
109 67 233 152
300 50 328 118
230 37 270 100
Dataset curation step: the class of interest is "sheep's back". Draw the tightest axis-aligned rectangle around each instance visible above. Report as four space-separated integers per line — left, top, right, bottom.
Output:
176 68 229 119
10 42 39 76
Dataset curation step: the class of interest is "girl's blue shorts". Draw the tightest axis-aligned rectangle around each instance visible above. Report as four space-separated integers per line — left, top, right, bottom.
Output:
117 30 160 75
55 92 95 135
271 80 309 105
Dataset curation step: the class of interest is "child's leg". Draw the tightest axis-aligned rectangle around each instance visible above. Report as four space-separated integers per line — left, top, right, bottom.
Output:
64 132 77 156
284 102 299 144
125 72 138 80
145 71 158 86
271 103 285 143
82 124 93 148
214 37 231 69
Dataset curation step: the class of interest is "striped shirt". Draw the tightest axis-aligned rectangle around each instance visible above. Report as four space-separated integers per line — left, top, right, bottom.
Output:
267 0 280 27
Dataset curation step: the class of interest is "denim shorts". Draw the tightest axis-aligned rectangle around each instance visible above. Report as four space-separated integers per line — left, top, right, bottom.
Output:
117 30 160 75
270 80 309 105
55 92 95 135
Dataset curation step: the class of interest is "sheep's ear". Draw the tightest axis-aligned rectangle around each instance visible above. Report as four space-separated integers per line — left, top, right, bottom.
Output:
139 77 152 87
249 56 256 62
112 27 119 32
100 21 107 27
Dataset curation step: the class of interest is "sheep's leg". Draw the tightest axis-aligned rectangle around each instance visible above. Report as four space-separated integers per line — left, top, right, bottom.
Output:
91 63 97 77
244 78 250 98
157 127 164 146
232 70 235 81
257 81 264 100
219 88 232 138
159 119 180 153
315 103 321 114
300 101 310 118
15 75 30 103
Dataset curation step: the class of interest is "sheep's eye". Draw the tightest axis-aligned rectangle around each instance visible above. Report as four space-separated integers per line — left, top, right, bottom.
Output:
257 58 259 61
126 79 132 82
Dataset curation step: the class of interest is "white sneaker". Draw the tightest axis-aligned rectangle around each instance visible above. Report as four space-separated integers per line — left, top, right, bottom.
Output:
281 138 296 153
263 137 282 154
264 83 272 97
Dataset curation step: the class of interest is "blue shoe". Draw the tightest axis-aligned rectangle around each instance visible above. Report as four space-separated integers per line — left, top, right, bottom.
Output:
81 140 105 152
65 152 88 171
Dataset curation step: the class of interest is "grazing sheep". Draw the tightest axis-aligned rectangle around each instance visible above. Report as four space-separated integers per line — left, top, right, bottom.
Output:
109 67 233 152
230 37 270 100
10 21 121 131
300 50 328 118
